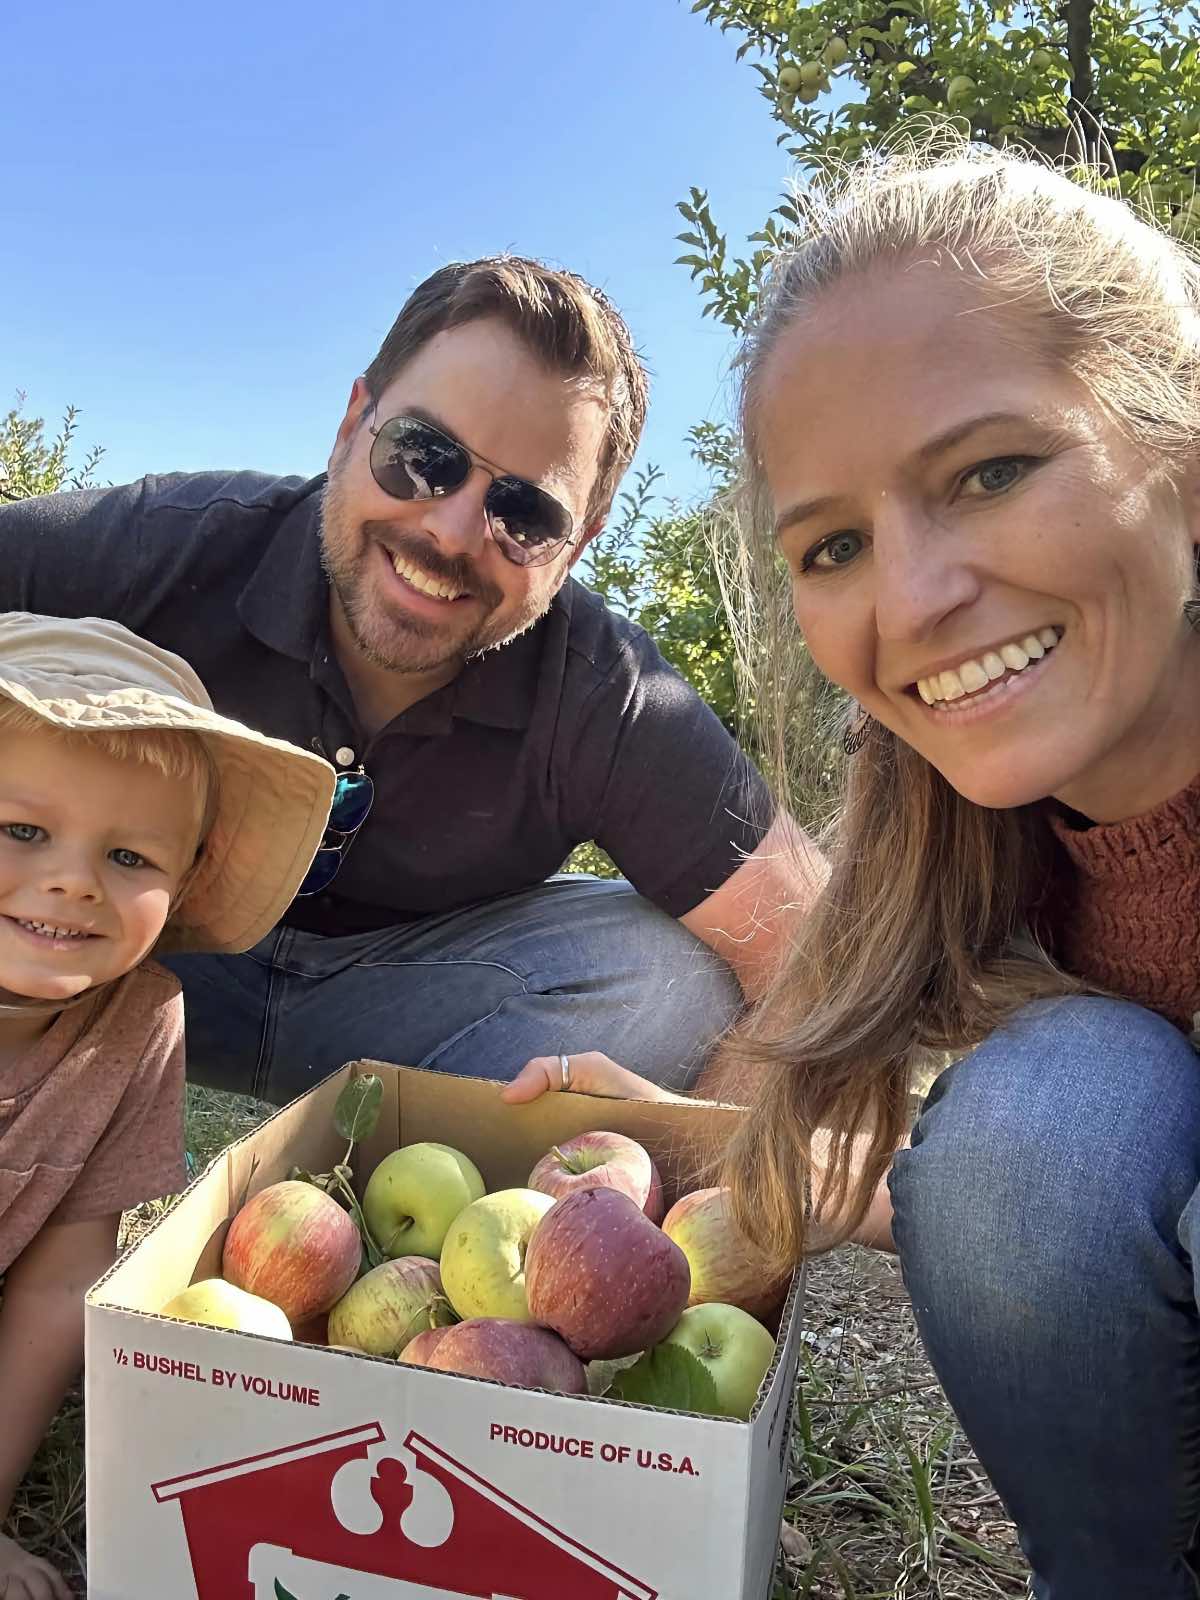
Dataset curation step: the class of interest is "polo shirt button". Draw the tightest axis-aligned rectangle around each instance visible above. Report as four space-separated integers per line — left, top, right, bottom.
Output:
335 746 356 767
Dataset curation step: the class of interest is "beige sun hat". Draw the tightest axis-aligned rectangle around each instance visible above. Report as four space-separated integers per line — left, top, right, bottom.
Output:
0 612 336 955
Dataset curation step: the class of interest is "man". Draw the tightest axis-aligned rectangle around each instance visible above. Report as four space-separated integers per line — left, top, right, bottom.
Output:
0 257 805 1105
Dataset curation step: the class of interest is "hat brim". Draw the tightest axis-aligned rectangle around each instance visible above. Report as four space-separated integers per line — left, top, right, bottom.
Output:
0 679 335 955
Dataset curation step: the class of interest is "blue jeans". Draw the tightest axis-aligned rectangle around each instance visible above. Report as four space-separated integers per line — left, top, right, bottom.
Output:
890 997 1200 1599
164 876 742 1105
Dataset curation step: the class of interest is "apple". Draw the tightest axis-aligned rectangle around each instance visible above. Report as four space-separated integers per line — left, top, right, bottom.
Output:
327 1256 453 1358
439 1188 555 1322
525 1188 690 1362
822 36 849 68
777 64 803 94
527 1130 664 1221
398 1325 455 1367
946 74 977 107
363 1141 486 1260
425 1318 587 1394
222 1180 360 1324
159 1279 292 1340
662 1187 790 1321
662 1304 776 1421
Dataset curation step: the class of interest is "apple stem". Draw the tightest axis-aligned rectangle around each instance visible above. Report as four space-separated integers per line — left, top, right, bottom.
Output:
327 1162 386 1269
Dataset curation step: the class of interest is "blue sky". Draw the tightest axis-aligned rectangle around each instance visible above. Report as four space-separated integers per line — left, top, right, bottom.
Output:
2 0 794 514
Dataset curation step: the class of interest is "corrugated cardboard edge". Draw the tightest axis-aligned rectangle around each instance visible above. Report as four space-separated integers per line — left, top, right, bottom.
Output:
88 1060 804 1430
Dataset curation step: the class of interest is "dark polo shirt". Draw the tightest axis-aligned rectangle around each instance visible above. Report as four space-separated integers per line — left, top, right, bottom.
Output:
0 472 773 935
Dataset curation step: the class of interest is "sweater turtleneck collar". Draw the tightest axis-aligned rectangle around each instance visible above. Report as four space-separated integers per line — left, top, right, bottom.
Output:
1045 767 1200 1036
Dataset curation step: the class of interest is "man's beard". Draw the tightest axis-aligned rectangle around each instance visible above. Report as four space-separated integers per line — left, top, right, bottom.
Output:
319 470 550 675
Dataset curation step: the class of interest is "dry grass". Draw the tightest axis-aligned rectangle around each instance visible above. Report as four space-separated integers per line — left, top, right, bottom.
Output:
774 1249 1025 1599
9 1089 1026 1599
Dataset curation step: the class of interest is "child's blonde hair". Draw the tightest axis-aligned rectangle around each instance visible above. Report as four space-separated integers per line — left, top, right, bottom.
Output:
0 700 220 849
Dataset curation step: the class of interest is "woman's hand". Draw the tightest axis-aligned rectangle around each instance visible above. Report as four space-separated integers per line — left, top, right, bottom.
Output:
0 1530 73 1600
500 1052 689 1106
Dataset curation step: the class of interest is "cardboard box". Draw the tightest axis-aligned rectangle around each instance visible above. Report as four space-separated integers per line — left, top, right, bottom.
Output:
86 1063 802 1600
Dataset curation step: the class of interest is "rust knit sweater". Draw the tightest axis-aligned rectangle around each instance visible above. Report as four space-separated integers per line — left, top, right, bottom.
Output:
1046 767 1200 1036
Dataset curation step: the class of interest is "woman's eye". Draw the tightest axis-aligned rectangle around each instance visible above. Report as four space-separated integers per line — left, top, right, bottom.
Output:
110 847 147 870
801 530 864 573
1 823 43 844
962 456 1033 495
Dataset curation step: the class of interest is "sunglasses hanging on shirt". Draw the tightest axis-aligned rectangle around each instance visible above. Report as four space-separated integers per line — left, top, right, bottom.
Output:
296 767 375 897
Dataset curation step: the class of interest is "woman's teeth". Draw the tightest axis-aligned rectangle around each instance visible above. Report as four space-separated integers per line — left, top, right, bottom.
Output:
917 627 1060 707
391 550 464 601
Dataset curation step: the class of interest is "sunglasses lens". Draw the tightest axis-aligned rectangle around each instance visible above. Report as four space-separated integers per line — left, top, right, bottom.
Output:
329 771 374 833
298 846 343 897
371 417 470 502
486 478 572 567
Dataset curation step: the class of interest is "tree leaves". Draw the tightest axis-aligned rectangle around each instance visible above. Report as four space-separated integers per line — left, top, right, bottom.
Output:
679 0 1200 338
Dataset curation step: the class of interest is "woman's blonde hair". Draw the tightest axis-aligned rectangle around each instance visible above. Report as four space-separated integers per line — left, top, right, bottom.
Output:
717 130 1200 1265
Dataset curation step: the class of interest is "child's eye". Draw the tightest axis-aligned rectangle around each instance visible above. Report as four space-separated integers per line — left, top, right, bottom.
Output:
110 847 149 870
800 530 864 574
1 822 44 844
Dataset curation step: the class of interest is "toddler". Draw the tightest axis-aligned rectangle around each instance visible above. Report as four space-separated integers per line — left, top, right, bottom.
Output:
0 613 332 1597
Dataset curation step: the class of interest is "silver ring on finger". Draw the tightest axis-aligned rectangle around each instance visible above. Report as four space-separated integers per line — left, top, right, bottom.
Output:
559 1053 571 1091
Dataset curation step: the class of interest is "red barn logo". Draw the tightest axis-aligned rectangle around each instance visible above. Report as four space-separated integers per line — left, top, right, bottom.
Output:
152 1422 658 1599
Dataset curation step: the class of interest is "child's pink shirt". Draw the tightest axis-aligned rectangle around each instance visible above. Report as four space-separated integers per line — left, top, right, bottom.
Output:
0 961 185 1273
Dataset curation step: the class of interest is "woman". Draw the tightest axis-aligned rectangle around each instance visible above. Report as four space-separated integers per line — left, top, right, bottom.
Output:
728 137 1200 1598
511 134 1200 1597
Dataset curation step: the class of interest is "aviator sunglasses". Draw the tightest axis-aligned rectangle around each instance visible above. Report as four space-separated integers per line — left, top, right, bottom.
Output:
296 767 375 896
367 408 577 568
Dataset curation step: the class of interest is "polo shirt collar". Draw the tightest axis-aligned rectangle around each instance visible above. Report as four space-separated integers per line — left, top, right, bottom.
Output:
235 474 562 735
236 474 329 670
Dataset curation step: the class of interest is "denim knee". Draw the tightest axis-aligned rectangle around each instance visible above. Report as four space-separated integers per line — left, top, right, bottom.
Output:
891 997 1200 1342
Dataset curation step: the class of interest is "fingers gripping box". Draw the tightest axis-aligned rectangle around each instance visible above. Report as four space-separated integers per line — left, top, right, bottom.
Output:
85 1064 803 1600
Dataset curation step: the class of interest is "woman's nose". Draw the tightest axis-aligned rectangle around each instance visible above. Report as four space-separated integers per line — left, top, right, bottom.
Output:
872 504 980 643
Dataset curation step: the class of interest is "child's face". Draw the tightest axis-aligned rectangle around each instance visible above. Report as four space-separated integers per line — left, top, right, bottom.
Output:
0 726 204 1000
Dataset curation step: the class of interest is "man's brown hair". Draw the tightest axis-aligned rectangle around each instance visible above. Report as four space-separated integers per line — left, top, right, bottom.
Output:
363 257 649 529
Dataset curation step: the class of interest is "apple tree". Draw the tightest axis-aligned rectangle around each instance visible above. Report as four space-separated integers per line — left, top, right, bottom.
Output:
679 0 1200 334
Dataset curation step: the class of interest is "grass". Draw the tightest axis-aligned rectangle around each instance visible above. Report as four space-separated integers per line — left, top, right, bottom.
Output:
9 1088 1027 1598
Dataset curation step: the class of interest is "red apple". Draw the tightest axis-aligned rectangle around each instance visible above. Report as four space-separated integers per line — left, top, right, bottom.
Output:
527 1130 664 1221
222 1180 360 1325
398 1325 456 1367
424 1318 586 1394
327 1256 453 1357
661 1187 790 1321
525 1188 690 1361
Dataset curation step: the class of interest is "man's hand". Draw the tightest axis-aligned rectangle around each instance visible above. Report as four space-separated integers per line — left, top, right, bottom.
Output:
0 1529 73 1600
500 1052 689 1106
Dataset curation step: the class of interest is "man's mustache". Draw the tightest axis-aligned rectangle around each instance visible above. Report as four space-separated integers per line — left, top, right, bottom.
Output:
364 524 504 609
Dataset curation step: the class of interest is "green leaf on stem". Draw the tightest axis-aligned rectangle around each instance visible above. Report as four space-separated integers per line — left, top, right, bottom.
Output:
334 1073 383 1145
610 1344 720 1414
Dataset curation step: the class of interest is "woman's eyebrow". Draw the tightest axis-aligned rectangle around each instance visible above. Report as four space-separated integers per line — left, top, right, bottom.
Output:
773 410 1033 539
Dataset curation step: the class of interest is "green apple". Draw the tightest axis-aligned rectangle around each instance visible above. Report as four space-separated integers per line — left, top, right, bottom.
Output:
777 64 803 94
946 74 977 107
363 1141 485 1260
799 59 824 87
160 1279 292 1340
440 1188 555 1323
662 1304 776 1421
822 36 849 69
